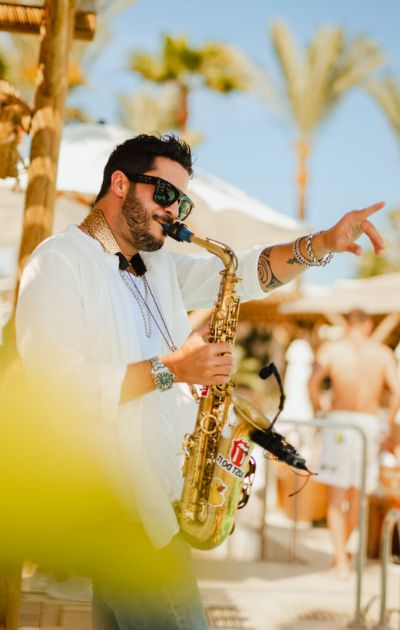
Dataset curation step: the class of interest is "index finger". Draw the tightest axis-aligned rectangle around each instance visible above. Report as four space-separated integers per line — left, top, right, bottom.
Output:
357 201 385 219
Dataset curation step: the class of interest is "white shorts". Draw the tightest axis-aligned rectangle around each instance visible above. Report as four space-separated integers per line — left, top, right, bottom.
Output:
315 411 380 494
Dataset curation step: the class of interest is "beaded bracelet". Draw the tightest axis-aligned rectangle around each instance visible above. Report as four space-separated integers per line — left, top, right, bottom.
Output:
305 231 334 267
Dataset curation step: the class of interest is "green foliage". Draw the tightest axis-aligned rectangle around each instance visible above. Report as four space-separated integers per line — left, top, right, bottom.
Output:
130 34 252 92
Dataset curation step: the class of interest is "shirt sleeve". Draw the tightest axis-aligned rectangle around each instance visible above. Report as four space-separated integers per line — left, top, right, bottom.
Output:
169 245 266 311
16 246 126 425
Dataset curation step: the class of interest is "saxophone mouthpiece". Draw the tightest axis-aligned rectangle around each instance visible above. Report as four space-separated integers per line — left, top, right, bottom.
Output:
163 221 194 243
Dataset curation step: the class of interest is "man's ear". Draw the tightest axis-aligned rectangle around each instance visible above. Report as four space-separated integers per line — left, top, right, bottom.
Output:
110 170 129 199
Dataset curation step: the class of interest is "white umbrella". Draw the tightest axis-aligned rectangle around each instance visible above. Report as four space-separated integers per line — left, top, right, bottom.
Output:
0 122 305 260
280 273 400 315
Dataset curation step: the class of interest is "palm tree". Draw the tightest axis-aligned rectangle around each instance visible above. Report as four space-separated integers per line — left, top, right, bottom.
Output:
270 21 384 220
127 34 264 137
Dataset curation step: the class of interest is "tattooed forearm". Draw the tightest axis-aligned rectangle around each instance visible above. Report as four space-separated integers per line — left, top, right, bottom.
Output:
258 247 284 291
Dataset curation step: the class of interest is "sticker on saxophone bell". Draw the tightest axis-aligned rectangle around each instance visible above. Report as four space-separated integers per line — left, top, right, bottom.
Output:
208 477 227 507
216 438 251 479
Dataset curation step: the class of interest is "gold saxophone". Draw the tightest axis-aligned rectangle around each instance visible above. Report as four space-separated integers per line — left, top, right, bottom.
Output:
164 221 307 550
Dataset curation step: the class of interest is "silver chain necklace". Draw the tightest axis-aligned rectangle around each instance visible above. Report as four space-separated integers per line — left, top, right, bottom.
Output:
120 272 152 338
120 270 177 352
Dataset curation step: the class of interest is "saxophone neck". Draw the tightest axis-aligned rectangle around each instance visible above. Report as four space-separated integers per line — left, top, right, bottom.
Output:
191 234 237 271
163 221 237 271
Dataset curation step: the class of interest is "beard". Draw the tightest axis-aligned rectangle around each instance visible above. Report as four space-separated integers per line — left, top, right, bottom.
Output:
121 185 167 252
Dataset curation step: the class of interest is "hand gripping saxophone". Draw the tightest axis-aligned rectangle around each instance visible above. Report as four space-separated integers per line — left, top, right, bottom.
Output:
164 221 308 550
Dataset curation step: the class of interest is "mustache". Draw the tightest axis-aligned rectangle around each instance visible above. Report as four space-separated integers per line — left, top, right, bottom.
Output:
153 213 174 225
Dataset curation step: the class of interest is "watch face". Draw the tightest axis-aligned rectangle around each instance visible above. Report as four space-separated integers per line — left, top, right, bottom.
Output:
154 367 174 392
156 368 174 391
150 357 175 392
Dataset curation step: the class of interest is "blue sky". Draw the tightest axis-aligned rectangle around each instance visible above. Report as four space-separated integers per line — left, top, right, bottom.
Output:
71 0 400 285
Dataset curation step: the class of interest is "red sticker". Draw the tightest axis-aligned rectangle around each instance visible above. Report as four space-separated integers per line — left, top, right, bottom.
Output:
200 386 209 397
230 438 250 467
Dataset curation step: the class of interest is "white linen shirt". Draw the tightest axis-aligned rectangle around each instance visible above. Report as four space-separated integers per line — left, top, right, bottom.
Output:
16 224 266 548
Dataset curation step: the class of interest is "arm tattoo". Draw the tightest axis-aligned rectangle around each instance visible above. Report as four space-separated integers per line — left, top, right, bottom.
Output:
258 247 283 291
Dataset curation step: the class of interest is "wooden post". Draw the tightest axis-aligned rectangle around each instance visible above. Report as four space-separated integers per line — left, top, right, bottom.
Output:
0 568 20 630
0 4 77 628
17 0 76 275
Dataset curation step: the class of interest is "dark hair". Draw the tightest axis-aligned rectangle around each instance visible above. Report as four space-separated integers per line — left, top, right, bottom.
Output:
95 133 193 203
347 308 372 326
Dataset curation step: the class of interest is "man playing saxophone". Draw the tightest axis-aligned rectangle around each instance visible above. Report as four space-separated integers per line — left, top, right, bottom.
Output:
16 134 384 630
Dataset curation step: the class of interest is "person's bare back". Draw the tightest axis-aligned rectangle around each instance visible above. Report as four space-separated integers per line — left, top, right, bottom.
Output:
309 308 400 441
320 336 395 414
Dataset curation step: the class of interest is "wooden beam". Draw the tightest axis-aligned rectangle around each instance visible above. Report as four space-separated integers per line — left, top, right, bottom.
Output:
2 4 77 624
0 3 95 40
324 312 347 329
371 312 400 343
17 0 76 275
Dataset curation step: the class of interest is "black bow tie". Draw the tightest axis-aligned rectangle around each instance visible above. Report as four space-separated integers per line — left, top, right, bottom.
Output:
116 252 147 276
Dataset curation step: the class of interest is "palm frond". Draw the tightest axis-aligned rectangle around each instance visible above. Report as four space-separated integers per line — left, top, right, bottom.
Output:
118 86 202 145
163 34 202 76
130 52 171 83
331 37 384 100
364 76 400 136
200 43 251 92
270 21 304 129
130 34 203 85
271 21 383 136
302 26 343 133
119 87 178 133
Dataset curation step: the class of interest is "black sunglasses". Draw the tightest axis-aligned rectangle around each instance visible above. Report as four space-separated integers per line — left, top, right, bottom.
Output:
123 173 194 221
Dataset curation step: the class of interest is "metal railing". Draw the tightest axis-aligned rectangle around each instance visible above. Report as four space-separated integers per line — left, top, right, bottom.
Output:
277 418 368 628
374 508 400 628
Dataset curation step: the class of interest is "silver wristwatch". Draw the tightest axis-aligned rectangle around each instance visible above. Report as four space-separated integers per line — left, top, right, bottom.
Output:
150 356 176 392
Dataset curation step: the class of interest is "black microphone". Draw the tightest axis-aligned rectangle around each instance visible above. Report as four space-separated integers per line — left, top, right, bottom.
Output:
259 365 274 380
250 428 309 472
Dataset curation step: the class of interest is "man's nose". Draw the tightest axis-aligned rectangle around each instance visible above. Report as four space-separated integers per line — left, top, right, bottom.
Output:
165 201 180 220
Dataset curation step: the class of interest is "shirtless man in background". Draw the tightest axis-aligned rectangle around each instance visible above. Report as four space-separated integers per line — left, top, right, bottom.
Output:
308 308 400 577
